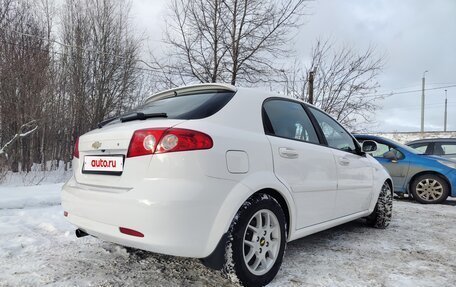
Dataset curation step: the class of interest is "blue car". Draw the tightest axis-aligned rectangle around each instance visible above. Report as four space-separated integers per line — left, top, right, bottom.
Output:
355 135 456 204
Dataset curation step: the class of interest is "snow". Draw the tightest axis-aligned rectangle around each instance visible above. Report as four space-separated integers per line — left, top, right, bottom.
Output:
0 162 71 186
0 183 62 209
1 178 456 286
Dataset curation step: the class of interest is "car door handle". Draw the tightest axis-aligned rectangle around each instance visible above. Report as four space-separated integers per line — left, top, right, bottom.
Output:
338 157 350 166
279 147 299 159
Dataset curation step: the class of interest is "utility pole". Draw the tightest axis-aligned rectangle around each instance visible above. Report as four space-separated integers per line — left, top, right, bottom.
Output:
444 89 448 132
420 70 428 133
308 68 316 105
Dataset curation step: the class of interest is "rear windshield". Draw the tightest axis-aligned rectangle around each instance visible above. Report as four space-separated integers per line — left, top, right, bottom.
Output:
105 89 235 126
136 89 234 119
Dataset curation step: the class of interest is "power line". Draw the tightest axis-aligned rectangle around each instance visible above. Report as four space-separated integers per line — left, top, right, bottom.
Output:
369 84 456 97
427 82 456 86
382 102 456 111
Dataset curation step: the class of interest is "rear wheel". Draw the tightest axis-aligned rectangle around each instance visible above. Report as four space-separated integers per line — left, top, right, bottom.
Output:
411 174 449 204
224 194 286 287
366 181 393 229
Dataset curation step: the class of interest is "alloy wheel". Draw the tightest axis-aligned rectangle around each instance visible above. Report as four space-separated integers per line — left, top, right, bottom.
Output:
415 178 444 201
242 209 281 276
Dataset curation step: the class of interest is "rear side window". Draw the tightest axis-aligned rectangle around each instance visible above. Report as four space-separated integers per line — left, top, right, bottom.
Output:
435 143 456 155
408 143 429 154
309 107 356 153
263 99 319 144
130 90 234 120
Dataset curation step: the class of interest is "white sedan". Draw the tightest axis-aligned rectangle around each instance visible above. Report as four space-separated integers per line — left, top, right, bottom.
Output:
62 83 392 286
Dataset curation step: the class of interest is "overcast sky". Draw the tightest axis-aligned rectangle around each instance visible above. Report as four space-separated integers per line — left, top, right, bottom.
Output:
129 0 456 132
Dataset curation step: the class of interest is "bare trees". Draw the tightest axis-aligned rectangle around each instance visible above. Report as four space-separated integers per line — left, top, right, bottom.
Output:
286 39 385 129
59 0 140 163
0 0 51 172
0 0 142 172
0 0 387 174
154 0 309 87
156 1 384 128
0 121 38 158
65 0 140 127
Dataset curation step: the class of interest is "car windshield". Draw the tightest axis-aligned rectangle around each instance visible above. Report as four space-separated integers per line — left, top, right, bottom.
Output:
102 89 235 126
399 142 424 154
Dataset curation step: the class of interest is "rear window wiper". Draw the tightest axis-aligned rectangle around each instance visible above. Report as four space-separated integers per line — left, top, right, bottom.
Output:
98 116 118 128
98 113 168 128
120 112 168 123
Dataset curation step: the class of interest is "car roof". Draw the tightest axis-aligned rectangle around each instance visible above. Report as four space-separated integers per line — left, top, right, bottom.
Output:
144 83 315 107
407 138 456 144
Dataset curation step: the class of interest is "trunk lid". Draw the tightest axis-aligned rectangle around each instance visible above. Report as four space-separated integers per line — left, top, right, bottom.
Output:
74 119 185 189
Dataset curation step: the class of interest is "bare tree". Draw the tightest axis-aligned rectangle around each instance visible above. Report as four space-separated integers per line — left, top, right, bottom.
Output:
0 120 37 181
153 0 309 88
0 121 38 158
0 0 144 173
0 0 51 171
286 39 385 130
59 0 141 164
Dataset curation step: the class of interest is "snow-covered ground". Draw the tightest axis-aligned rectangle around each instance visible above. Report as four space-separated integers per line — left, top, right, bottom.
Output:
1 179 455 287
0 162 71 187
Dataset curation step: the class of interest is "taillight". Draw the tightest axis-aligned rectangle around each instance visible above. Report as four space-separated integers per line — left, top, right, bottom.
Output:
127 128 213 158
73 138 79 158
127 129 166 157
156 129 213 153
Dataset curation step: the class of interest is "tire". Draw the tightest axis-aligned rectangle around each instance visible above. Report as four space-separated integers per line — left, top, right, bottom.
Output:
366 181 393 229
223 194 287 287
411 174 449 204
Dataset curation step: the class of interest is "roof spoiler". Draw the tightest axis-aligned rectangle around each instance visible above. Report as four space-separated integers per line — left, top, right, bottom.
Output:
145 83 237 103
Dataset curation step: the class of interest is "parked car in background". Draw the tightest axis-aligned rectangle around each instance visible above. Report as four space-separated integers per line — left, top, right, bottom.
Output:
62 83 393 287
355 135 456 204
407 138 456 161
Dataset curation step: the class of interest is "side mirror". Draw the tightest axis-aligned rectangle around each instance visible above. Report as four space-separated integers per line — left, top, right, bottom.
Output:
362 140 378 153
383 150 398 161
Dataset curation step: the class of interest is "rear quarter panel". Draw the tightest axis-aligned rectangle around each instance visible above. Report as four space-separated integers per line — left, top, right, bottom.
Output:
173 88 299 240
367 154 393 212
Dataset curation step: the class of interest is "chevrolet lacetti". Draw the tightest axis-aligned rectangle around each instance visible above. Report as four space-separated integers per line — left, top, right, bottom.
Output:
62 83 393 287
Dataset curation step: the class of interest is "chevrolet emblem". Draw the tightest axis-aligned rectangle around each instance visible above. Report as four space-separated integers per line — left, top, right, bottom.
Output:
92 141 102 149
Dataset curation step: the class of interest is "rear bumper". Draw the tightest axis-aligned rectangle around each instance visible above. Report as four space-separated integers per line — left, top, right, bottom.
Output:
61 175 237 258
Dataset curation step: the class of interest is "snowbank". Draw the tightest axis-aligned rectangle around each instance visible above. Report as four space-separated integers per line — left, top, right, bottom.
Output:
0 183 63 209
0 162 71 186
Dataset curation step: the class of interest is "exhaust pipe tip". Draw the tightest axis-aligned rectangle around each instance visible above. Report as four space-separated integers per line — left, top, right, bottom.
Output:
75 228 89 238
